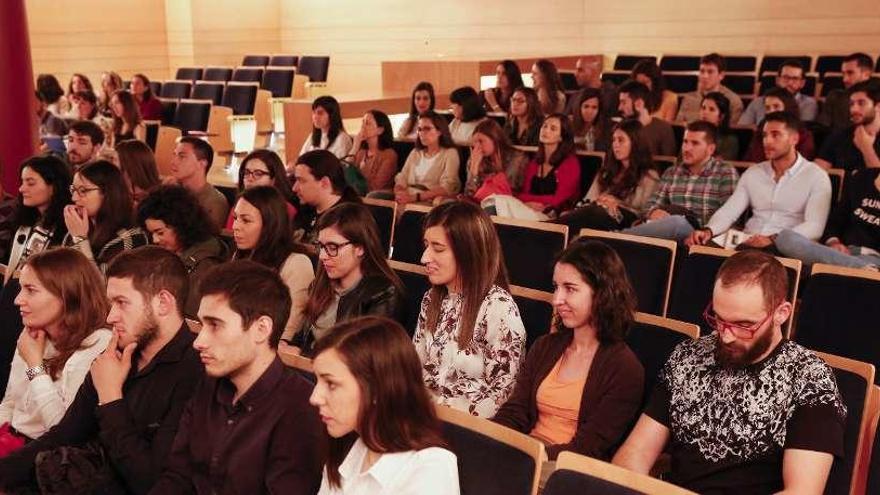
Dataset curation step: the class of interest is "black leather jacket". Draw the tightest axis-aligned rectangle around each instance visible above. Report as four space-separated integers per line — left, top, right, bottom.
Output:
295 275 404 354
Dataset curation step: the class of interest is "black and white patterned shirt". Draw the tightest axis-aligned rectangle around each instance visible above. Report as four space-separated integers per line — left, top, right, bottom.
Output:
646 334 846 494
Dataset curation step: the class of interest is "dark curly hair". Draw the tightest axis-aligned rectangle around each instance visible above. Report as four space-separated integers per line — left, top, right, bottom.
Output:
137 185 218 250
554 238 635 343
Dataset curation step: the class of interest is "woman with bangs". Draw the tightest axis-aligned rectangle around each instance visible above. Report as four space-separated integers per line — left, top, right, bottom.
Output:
300 96 353 160
448 86 487 144
571 87 610 152
414 201 526 417
225 149 297 229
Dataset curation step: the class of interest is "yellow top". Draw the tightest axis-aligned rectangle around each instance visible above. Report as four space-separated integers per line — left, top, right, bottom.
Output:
529 357 587 445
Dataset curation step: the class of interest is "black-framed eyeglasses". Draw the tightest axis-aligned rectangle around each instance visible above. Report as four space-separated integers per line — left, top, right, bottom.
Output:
243 169 272 180
69 185 101 196
312 241 353 257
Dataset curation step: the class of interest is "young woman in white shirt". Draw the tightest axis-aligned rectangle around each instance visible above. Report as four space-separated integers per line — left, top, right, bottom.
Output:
311 315 460 495
0 248 111 450
300 96 353 160
393 111 461 205
448 86 487 144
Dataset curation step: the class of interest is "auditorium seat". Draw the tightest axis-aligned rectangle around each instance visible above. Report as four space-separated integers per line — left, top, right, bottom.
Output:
232 67 265 83
388 260 430 336
362 197 396 257
202 66 234 82
544 451 698 495
821 73 845 97
667 245 801 337
759 55 812 75
723 73 757 97
297 56 331 82
559 71 579 91
392 140 415 171
660 55 701 72
390 203 431 264
721 55 757 72
672 122 685 151
436 405 545 495
509 285 554 350
175 67 203 82
829 168 846 205
173 99 212 135
575 151 604 197
600 71 630 86
157 98 178 126
814 352 876 495
653 155 676 174
149 81 162 97
159 80 192 99
815 55 846 76
730 126 755 160
866 402 880 495
579 229 677 316
278 346 316 384
269 54 298 67
191 81 225 105
241 54 270 67
664 73 699 94
222 82 258 116
627 312 699 403
144 120 160 151
795 264 880 383
613 55 656 71
492 216 568 292
261 67 296 98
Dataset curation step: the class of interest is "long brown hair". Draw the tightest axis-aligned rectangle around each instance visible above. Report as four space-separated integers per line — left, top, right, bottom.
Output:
314 316 447 489
26 248 109 379
598 119 654 200
77 161 136 252
302 203 402 324
423 201 508 348
117 139 160 194
472 119 512 175
111 90 142 136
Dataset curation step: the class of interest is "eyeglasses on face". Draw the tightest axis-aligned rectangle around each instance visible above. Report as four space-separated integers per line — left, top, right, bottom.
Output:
69 185 101 196
702 303 775 340
312 240 353 257
243 169 271 180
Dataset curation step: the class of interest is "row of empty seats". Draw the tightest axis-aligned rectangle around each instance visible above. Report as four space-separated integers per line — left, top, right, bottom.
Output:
168 67 297 97
174 55 330 83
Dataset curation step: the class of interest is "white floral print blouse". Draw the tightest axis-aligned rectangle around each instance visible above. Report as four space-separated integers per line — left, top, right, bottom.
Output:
413 285 526 417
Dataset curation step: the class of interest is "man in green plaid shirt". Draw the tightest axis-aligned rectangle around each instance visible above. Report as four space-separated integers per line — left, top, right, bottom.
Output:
623 121 738 241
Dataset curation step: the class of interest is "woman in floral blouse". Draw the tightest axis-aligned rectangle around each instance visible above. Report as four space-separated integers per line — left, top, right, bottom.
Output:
413 201 526 417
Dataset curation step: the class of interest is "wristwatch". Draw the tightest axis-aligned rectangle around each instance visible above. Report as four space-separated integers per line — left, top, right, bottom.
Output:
26 363 47 381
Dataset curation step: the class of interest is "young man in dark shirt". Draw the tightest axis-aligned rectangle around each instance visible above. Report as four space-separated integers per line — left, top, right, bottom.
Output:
0 246 203 493
818 53 876 132
617 80 677 157
150 260 324 494
613 250 846 494
816 80 880 172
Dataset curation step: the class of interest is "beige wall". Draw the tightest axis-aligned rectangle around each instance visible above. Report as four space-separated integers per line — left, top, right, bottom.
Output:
26 0 880 93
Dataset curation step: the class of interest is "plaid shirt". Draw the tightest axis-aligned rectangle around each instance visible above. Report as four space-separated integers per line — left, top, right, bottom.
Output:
646 157 739 227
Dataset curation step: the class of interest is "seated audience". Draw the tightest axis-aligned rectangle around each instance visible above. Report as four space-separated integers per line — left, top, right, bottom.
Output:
116 139 161 206
0 247 203 493
397 81 435 139
64 160 149 273
36 74 69 117
312 316 459 494
624 121 739 241
776 167 880 269
571 87 610 152
226 149 297 229
414 201 526 417
300 95 353 160
108 90 146 147
687 112 831 252
391 111 461 206
150 261 324 494
292 149 362 244
566 57 618 118
138 185 227 318
676 53 744 124
631 59 679 122
350 110 398 192
290 203 403 352
739 59 818 125
464 119 525 200
449 86 487 144
98 71 123 117
558 119 659 231
65 73 94 119
816 80 880 171
73 89 101 122
504 87 542 146
743 87 815 162
614 250 845 494
531 59 567 115
483 60 525 113
66 120 105 171
818 52 876 132
232 186 315 339
34 89 68 139
618 80 677 156
130 73 163 121
169 137 229 229
699 92 740 160
0 183 13 264
0 249 111 448
493 239 644 461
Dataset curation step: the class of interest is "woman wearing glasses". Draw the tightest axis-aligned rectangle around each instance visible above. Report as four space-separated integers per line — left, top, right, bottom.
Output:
230 185 314 339
225 149 297 229
286 203 403 355
63 160 149 274
392 111 460 206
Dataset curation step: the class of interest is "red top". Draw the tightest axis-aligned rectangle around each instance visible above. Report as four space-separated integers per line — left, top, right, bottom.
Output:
139 97 163 121
516 154 581 209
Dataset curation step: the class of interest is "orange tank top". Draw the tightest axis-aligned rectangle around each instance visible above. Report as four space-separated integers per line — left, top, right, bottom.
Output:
529 357 587 445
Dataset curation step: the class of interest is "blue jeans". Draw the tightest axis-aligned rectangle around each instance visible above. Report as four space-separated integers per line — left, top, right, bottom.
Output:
621 215 696 242
775 229 880 269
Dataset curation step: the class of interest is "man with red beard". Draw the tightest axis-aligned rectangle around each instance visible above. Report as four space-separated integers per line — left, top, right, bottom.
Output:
614 250 846 494
0 246 202 493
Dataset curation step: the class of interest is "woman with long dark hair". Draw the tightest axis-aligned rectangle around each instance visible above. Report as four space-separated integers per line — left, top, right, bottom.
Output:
531 59 566 115
631 59 679 122
116 139 161 207
226 149 297 229
483 60 525 113
299 96 353 159
504 87 543 146
99 71 123 117
65 73 94 119
397 82 435 139
571 88 610 152
414 201 526 417
130 73 163 121
35 74 68 117
311 316 459 494
108 90 145 147
493 239 644 461
350 110 398 192
231 186 314 337
699 92 739 160
464 119 529 199
448 86 487 144
392 111 461 205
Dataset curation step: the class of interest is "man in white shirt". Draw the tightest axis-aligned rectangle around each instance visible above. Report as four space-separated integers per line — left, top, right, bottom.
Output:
687 111 832 251
739 59 818 125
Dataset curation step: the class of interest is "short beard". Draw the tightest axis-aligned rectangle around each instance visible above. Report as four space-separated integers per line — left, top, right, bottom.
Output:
133 308 160 349
715 329 775 368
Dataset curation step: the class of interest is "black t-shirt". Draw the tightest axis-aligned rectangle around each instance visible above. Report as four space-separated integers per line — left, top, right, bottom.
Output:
818 126 880 171
645 335 846 494
825 168 880 249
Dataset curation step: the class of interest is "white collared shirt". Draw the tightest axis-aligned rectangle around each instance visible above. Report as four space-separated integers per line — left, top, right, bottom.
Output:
706 154 832 240
318 438 460 495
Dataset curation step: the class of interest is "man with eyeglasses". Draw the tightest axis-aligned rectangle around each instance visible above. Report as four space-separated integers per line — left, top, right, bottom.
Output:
739 59 818 126
614 250 845 494
65 120 105 170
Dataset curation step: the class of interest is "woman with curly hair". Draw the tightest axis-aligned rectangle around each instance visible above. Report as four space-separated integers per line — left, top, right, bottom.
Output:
137 185 227 317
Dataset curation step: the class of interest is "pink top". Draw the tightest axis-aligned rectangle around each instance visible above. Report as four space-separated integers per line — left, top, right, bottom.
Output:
516 154 581 209
473 173 513 202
